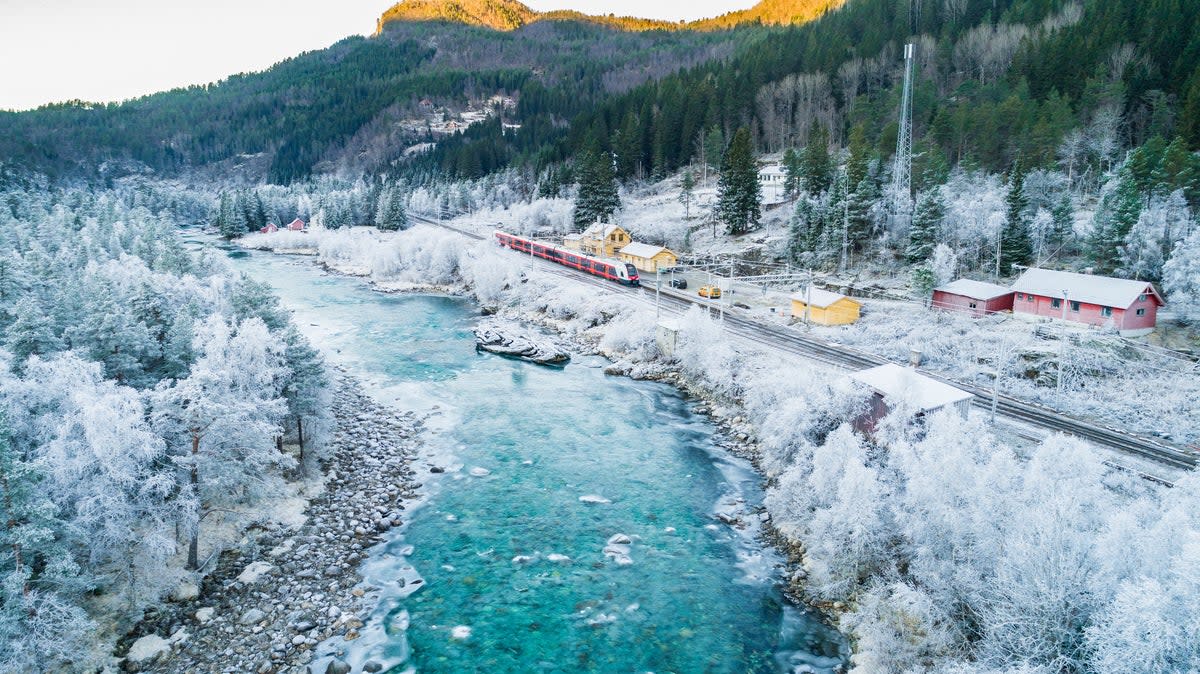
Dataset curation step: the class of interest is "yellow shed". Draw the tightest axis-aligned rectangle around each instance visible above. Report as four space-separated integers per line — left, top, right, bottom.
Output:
791 287 862 326
618 242 678 273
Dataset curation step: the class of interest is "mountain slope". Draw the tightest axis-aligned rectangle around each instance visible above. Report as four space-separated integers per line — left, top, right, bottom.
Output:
376 0 847 33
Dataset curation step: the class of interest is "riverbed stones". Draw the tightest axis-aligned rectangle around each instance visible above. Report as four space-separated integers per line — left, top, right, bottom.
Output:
118 373 424 673
126 634 170 665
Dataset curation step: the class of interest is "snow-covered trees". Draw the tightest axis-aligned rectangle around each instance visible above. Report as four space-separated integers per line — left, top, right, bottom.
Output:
573 139 621 228
0 181 332 669
152 317 290 569
1163 228 1200 323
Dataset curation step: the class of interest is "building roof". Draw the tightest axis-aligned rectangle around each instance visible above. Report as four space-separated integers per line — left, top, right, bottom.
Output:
758 165 785 177
935 278 1014 301
619 242 672 259
1011 268 1165 308
790 286 858 309
581 223 625 239
849 364 973 412
564 233 582 241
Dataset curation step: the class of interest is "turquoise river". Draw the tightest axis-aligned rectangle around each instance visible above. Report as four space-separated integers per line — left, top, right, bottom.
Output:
222 245 846 674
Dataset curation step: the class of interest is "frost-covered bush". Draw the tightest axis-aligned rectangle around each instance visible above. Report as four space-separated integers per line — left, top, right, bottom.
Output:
673 307 744 401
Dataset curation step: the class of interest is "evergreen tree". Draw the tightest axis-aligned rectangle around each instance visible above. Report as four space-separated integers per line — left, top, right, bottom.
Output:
679 170 696 219
5 296 62 365
1089 172 1143 274
1050 194 1075 253
911 264 937 305
800 125 833 195
216 193 242 239
782 148 802 198
573 140 620 229
906 190 944 262
1000 161 1033 274
374 187 409 232
1162 229 1200 323
845 123 871 190
703 126 725 181
716 127 761 235
845 174 876 252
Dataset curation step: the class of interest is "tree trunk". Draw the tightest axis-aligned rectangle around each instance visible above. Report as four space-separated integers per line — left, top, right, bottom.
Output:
296 417 305 465
187 431 200 571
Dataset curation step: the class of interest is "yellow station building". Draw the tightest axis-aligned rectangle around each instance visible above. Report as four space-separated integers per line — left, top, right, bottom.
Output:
618 242 678 273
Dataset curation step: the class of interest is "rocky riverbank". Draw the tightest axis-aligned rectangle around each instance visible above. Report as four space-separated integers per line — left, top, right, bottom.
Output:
117 374 424 674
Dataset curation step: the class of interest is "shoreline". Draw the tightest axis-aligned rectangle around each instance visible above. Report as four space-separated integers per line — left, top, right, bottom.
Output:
118 373 425 673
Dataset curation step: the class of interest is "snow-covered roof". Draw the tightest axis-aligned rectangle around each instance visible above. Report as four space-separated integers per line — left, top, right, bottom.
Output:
935 279 1014 301
790 286 857 309
1011 268 1164 308
620 242 672 259
564 233 582 241
758 165 785 177
581 223 624 239
849 364 973 412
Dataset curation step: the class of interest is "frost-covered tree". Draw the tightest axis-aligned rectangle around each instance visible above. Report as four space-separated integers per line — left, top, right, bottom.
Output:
1162 228 1200 323
678 170 695 219
930 244 958 286
1120 205 1166 281
999 161 1033 275
1089 172 1142 274
374 186 409 232
4 296 62 366
151 317 290 569
906 190 944 262
573 139 620 228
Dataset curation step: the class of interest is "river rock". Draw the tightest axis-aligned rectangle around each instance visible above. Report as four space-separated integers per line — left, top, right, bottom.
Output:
171 581 200 602
126 634 171 665
607 534 632 546
237 561 275 584
239 608 266 625
450 625 472 640
363 661 384 673
579 494 611 504
194 607 214 623
469 467 491 477
474 322 570 366
325 659 351 674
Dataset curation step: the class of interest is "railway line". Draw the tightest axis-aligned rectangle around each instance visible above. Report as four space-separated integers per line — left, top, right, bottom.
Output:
410 214 1198 473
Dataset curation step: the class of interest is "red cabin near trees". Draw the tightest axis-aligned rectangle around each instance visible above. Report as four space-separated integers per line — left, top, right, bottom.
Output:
287 219 305 231
1010 268 1165 336
931 279 1015 317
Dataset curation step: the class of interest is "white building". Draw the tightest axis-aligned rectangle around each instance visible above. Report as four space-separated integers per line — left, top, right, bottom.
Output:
758 164 787 205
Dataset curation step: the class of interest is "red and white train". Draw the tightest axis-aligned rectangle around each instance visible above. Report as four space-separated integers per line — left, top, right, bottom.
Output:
495 231 640 286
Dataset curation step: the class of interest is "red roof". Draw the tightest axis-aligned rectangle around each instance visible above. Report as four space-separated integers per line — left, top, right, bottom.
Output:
287 219 305 231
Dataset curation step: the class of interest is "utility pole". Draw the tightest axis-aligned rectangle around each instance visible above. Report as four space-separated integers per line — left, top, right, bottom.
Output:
890 43 916 234
655 268 662 318
1058 289 1069 397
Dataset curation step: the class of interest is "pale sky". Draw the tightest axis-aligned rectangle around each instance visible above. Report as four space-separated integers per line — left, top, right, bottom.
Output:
0 1 754 112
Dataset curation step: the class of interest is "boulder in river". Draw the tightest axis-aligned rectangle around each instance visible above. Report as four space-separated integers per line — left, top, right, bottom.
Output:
474 322 570 366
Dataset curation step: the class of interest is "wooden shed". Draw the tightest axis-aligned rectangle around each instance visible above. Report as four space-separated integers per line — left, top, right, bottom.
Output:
791 287 862 326
619 242 678 273
931 279 1015 317
287 218 305 231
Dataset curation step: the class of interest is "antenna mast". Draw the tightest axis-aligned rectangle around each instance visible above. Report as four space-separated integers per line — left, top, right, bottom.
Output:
890 42 916 233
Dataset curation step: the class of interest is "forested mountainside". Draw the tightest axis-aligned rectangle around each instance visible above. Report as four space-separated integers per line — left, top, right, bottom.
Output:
0 0 1197 190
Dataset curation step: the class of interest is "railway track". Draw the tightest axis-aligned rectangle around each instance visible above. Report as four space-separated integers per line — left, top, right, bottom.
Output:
411 214 1198 473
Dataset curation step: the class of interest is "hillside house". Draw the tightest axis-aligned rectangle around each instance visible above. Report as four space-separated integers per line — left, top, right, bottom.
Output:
932 279 1015 317
619 243 678 273
566 223 630 258
1010 268 1165 336
849 363 974 434
791 287 862 326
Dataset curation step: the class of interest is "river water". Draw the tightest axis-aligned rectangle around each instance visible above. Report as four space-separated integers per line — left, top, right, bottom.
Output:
220 246 846 673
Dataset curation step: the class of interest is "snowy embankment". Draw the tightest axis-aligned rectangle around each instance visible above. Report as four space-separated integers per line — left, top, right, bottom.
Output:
242 226 1200 673
119 373 423 674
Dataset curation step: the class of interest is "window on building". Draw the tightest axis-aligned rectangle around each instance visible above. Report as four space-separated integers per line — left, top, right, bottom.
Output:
1016 293 1023 300
1029 294 1035 302
969 302 978 309
1137 308 1146 316
1051 298 1061 309
1100 307 1112 317
1070 301 1080 312
1139 294 1147 302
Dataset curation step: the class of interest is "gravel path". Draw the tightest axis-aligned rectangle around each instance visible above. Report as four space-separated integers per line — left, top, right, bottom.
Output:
117 374 423 674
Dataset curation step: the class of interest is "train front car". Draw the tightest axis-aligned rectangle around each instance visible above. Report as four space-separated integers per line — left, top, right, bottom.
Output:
622 263 640 287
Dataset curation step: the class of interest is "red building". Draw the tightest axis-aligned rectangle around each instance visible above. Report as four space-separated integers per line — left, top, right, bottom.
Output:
931 279 1015 317
287 218 305 231
259 223 279 234
1011 268 1165 336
